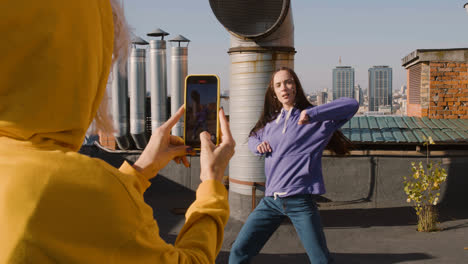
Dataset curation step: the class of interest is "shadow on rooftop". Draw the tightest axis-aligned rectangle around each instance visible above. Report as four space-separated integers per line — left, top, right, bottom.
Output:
215 251 433 264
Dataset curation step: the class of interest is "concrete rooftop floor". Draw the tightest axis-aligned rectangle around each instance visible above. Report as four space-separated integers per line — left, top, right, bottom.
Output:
144 174 468 264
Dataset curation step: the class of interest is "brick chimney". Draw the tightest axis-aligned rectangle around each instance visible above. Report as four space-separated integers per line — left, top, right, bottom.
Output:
402 48 468 119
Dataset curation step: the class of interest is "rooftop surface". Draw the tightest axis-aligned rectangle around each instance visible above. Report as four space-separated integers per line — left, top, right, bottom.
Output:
145 174 468 264
342 116 468 144
80 142 468 264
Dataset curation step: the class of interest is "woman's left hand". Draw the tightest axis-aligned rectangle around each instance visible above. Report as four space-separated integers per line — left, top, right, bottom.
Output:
298 110 310 125
133 105 191 180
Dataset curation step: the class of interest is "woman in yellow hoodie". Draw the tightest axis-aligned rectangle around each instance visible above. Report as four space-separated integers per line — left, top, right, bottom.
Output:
0 0 235 263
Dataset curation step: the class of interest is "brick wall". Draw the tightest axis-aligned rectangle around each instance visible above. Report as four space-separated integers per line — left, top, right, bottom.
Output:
407 103 422 117
421 63 430 117
428 62 468 119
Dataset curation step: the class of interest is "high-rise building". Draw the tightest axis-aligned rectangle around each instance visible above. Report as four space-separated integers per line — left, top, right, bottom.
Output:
333 66 355 100
354 84 364 106
368 66 392 112
400 85 407 95
316 90 328 105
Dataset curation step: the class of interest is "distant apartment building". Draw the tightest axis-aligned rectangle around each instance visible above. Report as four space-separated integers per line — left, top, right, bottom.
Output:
316 88 329 105
401 48 468 119
368 66 392 112
354 84 364 106
333 66 355 100
400 85 407 95
307 94 317 105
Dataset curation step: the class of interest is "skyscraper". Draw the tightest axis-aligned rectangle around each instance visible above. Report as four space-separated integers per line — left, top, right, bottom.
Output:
354 84 364 106
332 66 355 100
368 66 392 112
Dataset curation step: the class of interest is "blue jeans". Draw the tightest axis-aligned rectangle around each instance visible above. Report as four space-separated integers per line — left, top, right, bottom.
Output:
229 195 331 264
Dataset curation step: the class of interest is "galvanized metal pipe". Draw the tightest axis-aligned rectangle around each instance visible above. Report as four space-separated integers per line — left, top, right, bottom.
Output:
228 50 295 195
170 46 188 137
227 5 295 196
111 61 130 150
149 40 168 132
208 0 295 204
129 47 148 149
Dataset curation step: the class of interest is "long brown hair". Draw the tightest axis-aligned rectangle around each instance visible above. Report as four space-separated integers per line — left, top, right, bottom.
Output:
249 67 352 155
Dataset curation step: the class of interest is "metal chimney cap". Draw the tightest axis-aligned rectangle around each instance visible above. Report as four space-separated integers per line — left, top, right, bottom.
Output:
147 28 169 38
132 36 149 45
169 34 191 43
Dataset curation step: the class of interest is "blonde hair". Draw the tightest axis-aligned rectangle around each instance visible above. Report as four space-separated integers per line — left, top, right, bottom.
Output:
94 0 131 135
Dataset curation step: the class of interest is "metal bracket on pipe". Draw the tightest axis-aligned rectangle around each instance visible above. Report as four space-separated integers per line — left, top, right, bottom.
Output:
229 178 265 211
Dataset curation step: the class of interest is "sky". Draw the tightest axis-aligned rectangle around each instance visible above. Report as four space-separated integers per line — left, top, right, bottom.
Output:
122 0 468 94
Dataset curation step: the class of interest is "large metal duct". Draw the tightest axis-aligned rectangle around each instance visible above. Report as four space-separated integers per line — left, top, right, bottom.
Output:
129 37 149 149
209 0 295 199
169 35 190 137
111 61 130 150
147 28 169 132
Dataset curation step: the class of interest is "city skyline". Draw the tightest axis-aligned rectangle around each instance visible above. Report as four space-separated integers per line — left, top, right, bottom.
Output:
122 0 468 94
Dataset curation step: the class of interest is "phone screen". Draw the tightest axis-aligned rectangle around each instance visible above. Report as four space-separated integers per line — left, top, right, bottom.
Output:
184 75 219 150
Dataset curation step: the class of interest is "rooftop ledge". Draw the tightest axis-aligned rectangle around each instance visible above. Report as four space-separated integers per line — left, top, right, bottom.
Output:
401 48 468 68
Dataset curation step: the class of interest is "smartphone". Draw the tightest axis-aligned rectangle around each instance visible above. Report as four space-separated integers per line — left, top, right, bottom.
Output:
184 74 220 152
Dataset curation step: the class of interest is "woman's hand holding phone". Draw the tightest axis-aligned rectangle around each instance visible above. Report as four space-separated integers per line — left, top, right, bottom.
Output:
133 105 191 180
200 108 235 183
132 105 235 183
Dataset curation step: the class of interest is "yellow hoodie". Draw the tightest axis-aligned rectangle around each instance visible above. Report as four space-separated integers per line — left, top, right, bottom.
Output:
0 0 229 263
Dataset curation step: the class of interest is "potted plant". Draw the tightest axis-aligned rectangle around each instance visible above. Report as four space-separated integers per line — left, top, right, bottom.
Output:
403 136 448 232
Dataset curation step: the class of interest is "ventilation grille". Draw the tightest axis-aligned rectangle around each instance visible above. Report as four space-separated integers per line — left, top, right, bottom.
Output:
408 64 421 104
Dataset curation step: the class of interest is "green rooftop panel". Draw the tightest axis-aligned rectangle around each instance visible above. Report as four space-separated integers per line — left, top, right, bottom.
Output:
376 118 388 129
339 116 468 144
350 118 360 129
394 117 408 129
450 119 468 130
350 129 361 142
360 129 373 142
391 128 407 142
368 116 379 129
385 117 398 128
371 130 385 142
359 116 369 129
402 117 419 129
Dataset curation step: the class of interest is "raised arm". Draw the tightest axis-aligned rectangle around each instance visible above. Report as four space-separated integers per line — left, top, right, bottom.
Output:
304 97 359 128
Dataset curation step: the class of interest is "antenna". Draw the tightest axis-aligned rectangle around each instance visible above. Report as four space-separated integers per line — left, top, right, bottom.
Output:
339 56 342 66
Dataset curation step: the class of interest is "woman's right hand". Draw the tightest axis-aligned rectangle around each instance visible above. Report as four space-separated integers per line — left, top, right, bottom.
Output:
200 108 235 183
256 141 272 154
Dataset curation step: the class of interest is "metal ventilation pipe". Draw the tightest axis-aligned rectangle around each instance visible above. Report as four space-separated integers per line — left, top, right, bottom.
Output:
129 37 149 149
169 35 190 137
209 0 295 215
147 28 169 132
111 61 130 150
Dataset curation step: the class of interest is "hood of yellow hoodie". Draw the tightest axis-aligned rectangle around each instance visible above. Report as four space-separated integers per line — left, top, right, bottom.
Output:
0 0 114 151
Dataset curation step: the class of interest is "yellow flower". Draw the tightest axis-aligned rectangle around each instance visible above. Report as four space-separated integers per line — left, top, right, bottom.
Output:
428 136 435 145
